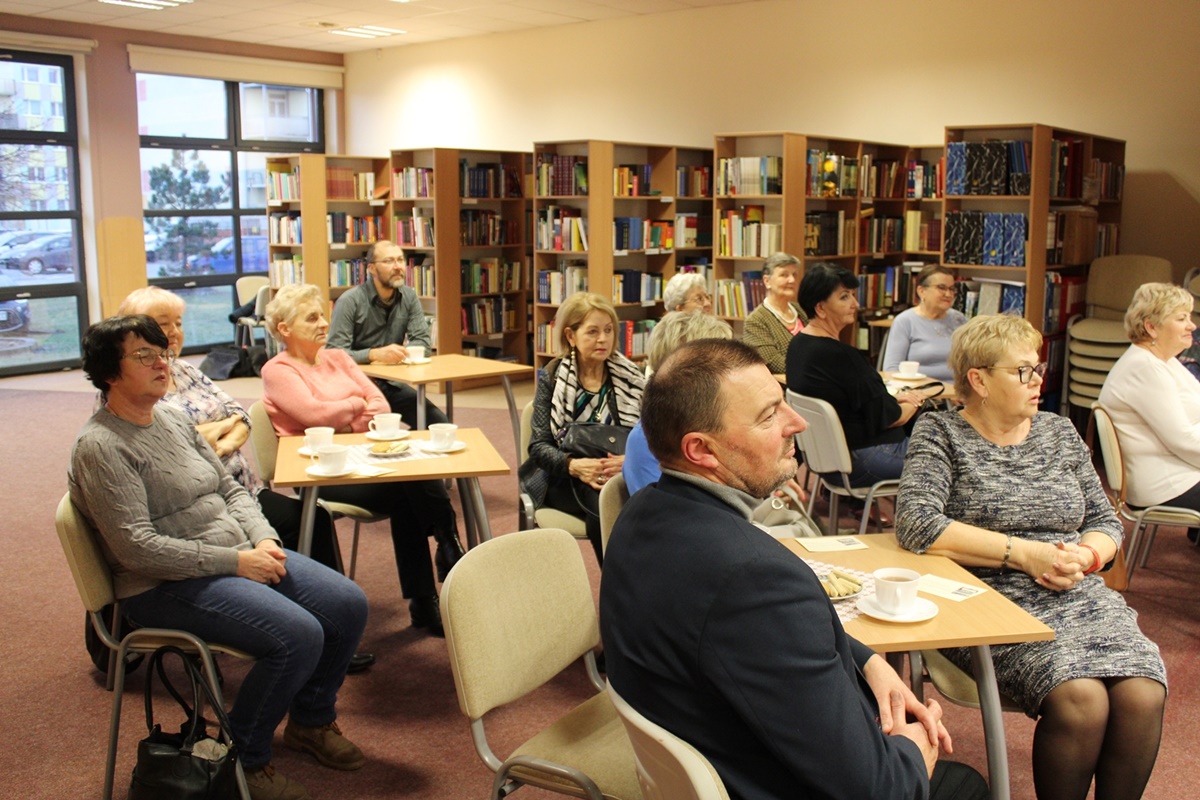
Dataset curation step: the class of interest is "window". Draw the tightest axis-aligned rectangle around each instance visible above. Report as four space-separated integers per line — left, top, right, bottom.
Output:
139 75 323 351
0 50 86 377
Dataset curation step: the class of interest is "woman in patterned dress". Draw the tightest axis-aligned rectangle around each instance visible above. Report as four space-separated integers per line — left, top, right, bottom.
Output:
897 313 1166 800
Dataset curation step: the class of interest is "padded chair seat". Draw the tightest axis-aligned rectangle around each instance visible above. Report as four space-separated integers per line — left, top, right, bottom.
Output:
1068 318 1127 344
1069 353 1117 371
536 507 588 539
921 649 1021 712
510 692 642 800
1067 339 1127 359
1070 368 1109 387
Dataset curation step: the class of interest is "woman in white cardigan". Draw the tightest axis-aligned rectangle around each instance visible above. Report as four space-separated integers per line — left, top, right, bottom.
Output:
1098 282 1200 539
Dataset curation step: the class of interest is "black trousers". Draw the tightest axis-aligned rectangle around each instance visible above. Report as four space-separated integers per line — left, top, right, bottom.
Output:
929 760 990 800
545 475 603 566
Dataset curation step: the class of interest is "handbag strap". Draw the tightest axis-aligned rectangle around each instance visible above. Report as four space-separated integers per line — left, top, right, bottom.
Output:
143 646 238 750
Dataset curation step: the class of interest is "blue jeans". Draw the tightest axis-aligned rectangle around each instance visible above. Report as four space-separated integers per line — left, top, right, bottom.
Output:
122 552 368 770
848 439 909 488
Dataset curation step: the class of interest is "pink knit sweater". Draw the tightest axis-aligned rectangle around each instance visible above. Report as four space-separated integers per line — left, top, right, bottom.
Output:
261 348 392 436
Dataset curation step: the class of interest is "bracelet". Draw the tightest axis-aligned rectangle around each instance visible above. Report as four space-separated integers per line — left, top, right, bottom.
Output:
1080 543 1103 576
1000 534 1013 572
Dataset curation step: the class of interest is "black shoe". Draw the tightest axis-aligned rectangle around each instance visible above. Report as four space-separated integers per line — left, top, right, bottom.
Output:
434 531 466 582
346 653 376 674
409 596 445 637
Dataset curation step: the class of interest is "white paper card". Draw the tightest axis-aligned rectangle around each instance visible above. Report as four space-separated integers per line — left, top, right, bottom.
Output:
351 465 393 477
917 574 987 602
794 536 869 552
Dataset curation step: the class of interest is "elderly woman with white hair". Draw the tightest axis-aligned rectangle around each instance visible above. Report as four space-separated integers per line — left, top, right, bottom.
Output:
898 313 1166 800
1099 282 1200 538
662 271 713 314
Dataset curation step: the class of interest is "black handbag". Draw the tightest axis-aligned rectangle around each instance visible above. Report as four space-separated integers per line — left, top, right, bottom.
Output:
129 646 239 800
557 422 630 459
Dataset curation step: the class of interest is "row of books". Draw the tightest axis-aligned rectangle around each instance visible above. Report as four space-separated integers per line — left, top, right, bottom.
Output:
327 167 377 201
267 168 300 203
536 261 589 304
714 270 766 318
406 257 436 296
269 211 302 245
329 257 368 288
393 167 434 199
1043 273 1087 335
719 209 782 258
460 159 523 199
903 159 944 200
460 209 519 246
945 140 1032 196
269 256 304 287
860 215 906 254
328 212 382 245
613 217 674 251
614 163 653 197
537 154 588 196
1049 137 1085 198
535 206 588 251
715 156 783 195
903 210 943 252
611 319 657 359
675 212 713 248
461 296 517 336
857 264 923 309
461 257 523 294
806 150 859 197
942 211 1027 267
951 278 1027 318
676 165 712 198
612 269 664 304
804 210 855 256
1091 158 1124 202
395 209 434 248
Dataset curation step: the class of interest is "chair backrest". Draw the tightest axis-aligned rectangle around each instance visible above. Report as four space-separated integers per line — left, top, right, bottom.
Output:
608 684 731 800
235 275 269 306
785 390 854 476
248 401 279 482
599 472 630 555
55 492 116 614
519 400 534 462
441 527 600 721
1086 255 1172 320
1089 402 1126 498
252 283 272 317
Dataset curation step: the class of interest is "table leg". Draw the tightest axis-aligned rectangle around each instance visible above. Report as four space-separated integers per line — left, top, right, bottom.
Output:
416 386 427 430
297 487 319 557
468 478 492 543
456 477 479 549
445 380 454 422
501 375 520 458
969 644 1010 800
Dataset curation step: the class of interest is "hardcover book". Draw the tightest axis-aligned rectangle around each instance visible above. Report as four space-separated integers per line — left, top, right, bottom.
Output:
945 142 966 196
982 212 1004 265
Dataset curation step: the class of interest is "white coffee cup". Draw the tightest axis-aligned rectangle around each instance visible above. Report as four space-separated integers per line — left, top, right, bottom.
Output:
898 360 920 378
873 568 921 615
312 443 349 475
429 423 458 450
406 345 425 362
369 413 402 437
304 426 334 451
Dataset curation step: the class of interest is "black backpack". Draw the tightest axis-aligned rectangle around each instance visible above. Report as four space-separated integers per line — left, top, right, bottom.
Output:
199 345 268 380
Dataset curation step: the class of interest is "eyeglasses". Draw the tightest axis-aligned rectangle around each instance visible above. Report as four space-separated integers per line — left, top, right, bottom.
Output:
372 257 403 266
985 362 1048 384
923 283 957 293
124 348 175 367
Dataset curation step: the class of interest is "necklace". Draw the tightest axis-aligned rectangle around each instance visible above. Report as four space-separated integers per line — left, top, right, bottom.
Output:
765 299 798 325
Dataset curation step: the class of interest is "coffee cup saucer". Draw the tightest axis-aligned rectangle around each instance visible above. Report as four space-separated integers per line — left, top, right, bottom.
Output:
298 446 315 457
305 464 355 478
366 429 410 441
855 595 938 623
423 440 466 454
403 357 432 365
892 372 928 382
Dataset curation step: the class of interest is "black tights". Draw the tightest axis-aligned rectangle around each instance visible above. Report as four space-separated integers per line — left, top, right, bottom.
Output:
1032 677 1165 800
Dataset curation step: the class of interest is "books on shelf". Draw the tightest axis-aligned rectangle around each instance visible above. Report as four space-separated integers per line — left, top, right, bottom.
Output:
721 207 781 257
806 150 861 197
326 166 377 200
613 163 652 197
716 156 783 195
1043 272 1087 335
269 211 302 245
461 296 517 335
460 208 518 246
537 154 588 196
327 212 382 245
905 159 944 199
613 217 675 252
536 258 588 304
536 205 588 252
1090 158 1124 201
459 159 523 199
393 166 434 199
1050 137 1085 198
612 270 664 304
857 263 922 309
267 166 300 203
974 277 1026 317
676 165 711 197
269 255 304 287
406 255 435 296
613 319 657 359
859 214 905 255
329 257 368 288
460 257 522 294
714 270 765 319
944 211 1027 266
395 208 434 248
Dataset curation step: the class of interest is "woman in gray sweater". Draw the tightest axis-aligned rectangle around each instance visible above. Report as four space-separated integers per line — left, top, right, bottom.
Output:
69 315 368 800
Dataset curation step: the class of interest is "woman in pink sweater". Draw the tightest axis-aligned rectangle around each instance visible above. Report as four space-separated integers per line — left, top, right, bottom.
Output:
261 284 463 636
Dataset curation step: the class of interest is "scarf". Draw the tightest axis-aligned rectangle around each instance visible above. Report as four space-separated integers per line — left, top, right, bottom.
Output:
548 349 645 439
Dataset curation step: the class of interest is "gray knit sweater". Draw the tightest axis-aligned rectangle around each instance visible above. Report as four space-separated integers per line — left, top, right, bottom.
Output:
68 404 277 599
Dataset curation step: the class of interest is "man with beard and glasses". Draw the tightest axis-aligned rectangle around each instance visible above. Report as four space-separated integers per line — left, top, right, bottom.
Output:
326 239 449 427
599 339 988 800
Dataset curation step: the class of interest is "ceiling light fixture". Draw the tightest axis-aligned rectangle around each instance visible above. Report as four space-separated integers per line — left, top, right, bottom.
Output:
98 0 192 8
330 25 407 39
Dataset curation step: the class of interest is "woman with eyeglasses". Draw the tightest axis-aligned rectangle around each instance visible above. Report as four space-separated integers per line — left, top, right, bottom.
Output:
70 315 369 799
897 314 1166 800
1099 282 1200 542
881 264 966 382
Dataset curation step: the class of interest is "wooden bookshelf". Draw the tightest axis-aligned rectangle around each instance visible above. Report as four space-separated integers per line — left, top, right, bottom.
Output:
532 140 714 370
265 153 389 307
388 147 531 378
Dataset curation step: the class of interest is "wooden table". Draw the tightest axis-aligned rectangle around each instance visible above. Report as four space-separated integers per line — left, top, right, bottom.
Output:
272 428 512 555
782 534 1053 800
360 354 534 448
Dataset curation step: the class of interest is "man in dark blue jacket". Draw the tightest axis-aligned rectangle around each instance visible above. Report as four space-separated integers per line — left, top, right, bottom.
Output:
599 339 987 800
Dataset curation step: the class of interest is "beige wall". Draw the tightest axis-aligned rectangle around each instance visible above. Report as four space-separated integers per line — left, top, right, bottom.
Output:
0 14 342 315
344 0 1200 280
